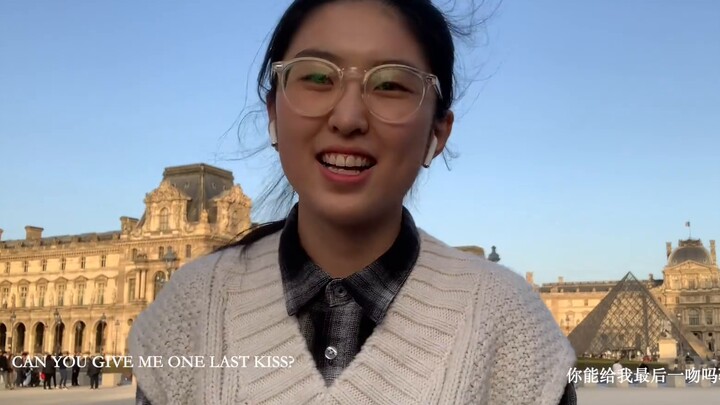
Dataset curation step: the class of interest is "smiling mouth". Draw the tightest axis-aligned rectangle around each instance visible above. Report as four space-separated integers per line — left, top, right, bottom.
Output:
317 152 377 175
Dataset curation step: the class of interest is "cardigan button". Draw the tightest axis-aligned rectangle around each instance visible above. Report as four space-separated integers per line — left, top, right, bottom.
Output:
325 346 338 360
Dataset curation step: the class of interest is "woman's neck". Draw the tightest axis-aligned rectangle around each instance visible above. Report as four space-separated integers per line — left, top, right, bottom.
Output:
296 203 403 278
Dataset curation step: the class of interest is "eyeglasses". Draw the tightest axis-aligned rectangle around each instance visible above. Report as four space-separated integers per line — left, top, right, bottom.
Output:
271 57 442 124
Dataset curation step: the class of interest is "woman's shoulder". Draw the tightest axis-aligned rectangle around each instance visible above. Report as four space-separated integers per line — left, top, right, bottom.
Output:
418 231 575 403
127 232 283 404
129 231 283 345
127 250 228 352
417 229 564 334
148 230 282 299
417 229 535 295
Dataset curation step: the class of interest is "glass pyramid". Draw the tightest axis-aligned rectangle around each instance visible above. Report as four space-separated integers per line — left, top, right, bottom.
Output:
568 272 707 359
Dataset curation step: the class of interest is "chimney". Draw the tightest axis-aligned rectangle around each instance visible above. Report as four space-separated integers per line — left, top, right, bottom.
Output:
666 242 672 258
649 273 654 282
711 240 717 264
25 226 44 241
525 272 534 286
558 276 564 284
0 228 3 241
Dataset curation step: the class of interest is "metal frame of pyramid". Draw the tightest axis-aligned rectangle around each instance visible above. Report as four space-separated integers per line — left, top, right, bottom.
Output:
568 272 704 358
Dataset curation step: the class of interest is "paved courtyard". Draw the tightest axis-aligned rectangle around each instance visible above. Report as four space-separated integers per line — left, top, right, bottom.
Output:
577 386 720 404
0 384 135 405
2 384 719 404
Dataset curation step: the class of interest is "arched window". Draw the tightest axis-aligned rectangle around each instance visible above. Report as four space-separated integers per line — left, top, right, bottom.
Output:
1 323 8 351
95 320 107 353
34 323 45 353
74 322 86 353
159 208 169 231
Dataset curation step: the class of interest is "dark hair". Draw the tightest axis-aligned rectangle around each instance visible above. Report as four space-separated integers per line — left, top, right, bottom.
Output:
221 0 481 251
259 0 459 119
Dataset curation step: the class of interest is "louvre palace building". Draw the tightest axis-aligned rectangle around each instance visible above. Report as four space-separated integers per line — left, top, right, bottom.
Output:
0 164 252 356
535 237 720 358
1 163 489 357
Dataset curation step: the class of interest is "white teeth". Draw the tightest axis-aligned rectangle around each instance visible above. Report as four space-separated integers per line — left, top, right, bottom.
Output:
320 153 372 168
327 166 362 176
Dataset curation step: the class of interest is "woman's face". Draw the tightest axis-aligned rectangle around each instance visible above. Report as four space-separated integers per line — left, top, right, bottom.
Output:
269 0 453 227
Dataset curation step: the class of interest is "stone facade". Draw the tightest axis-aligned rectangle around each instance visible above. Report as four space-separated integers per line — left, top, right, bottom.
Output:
0 164 252 356
536 238 720 356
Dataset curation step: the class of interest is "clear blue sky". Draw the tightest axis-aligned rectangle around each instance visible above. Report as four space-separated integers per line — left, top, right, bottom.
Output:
1 1 719 284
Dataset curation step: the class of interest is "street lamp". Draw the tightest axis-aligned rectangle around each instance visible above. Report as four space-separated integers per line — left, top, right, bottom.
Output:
164 248 178 279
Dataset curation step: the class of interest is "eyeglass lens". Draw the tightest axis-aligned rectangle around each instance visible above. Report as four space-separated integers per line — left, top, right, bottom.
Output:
281 59 427 122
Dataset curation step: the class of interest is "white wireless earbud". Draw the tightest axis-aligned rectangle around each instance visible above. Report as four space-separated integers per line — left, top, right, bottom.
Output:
423 135 438 168
269 120 278 149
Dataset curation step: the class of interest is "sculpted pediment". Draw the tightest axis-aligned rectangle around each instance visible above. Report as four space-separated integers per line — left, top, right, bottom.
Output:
213 185 252 207
213 185 252 234
144 180 191 204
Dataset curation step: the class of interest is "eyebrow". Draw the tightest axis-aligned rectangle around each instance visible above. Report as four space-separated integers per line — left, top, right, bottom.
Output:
293 48 422 70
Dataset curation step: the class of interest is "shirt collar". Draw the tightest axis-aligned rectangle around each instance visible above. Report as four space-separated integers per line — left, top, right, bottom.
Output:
278 203 420 323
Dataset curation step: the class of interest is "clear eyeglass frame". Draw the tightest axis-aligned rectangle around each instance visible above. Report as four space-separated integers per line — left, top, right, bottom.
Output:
271 57 442 124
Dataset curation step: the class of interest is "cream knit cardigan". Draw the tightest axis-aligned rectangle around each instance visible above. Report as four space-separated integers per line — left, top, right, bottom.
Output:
128 230 576 404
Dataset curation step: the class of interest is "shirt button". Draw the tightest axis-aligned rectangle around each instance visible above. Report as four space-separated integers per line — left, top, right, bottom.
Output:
334 285 348 298
325 346 338 360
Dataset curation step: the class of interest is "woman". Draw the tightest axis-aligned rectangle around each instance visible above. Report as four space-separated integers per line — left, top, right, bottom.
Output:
130 0 576 404
43 352 56 389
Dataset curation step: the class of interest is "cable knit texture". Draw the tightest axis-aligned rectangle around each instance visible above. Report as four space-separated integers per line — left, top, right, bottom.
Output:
128 230 576 404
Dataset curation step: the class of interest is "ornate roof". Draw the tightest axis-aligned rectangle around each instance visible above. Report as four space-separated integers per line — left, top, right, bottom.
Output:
137 163 236 226
667 239 712 266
